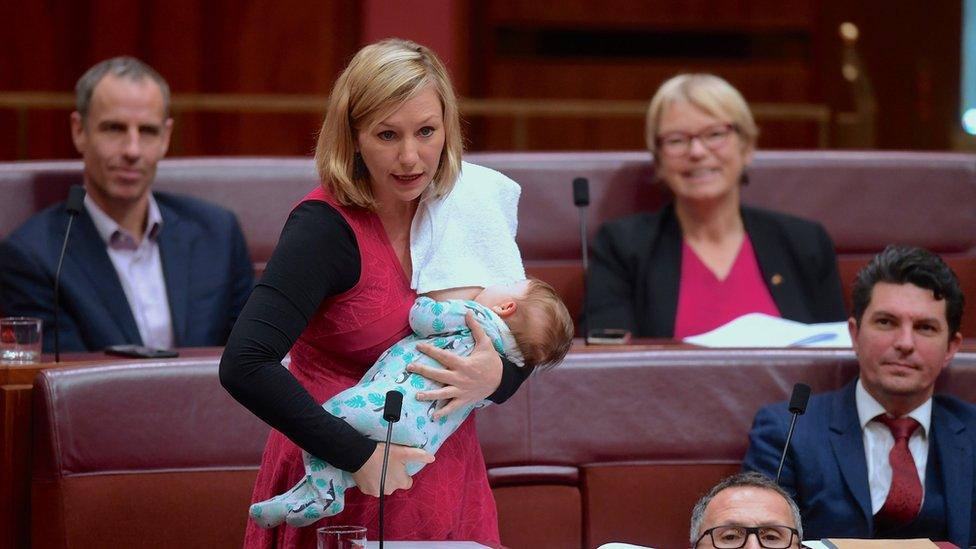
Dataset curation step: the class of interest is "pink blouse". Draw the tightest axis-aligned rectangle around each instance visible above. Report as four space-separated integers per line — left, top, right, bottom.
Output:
673 235 781 339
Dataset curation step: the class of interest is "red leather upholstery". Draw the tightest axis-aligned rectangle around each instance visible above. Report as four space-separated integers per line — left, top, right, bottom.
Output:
3 151 974 333
31 360 269 549
29 349 976 548
476 347 976 548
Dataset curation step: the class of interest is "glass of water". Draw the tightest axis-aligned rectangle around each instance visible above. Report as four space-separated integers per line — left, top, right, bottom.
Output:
316 525 367 549
1 317 42 364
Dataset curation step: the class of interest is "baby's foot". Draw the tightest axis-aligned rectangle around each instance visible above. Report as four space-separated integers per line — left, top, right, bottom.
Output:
249 476 317 529
284 477 342 526
249 495 290 529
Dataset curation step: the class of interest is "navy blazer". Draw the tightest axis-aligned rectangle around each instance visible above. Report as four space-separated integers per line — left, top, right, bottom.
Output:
0 192 255 352
743 380 976 547
585 203 847 337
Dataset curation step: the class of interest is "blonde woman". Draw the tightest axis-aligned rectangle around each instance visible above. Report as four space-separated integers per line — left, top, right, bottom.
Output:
220 39 524 547
586 73 845 338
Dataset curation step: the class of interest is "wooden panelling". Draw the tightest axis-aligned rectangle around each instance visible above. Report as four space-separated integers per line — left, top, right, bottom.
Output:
0 1 965 156
0 384 34 549
485 0 816 29
469 60 817 150
0 1 358 160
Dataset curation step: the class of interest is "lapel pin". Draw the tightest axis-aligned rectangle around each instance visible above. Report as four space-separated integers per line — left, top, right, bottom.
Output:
771 273 783 286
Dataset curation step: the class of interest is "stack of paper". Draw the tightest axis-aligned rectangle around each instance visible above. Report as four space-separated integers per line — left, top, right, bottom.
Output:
683 313 852 348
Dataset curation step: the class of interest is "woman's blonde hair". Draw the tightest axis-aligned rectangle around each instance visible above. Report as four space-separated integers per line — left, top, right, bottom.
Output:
644 73 758 157
314 38 463 209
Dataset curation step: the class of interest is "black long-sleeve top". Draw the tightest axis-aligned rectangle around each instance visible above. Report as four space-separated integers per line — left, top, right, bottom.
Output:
219 201 528 473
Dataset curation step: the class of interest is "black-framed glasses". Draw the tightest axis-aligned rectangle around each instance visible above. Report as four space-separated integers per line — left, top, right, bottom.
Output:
656 123 739 157
694 525 798 548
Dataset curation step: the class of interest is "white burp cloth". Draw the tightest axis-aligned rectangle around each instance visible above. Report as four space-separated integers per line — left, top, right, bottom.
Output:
410 161 526 293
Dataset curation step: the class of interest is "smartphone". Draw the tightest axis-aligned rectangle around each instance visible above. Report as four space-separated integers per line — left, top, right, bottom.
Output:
586 329 632 345
105 344 179 358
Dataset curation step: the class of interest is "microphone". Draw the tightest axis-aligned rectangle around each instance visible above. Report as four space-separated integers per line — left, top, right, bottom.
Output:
775 383 811 484
54 185 86 362
572 177 590 344
378 390 403 549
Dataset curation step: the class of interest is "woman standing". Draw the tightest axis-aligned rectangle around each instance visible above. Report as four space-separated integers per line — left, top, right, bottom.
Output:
220 39 526 547
586 73 846 338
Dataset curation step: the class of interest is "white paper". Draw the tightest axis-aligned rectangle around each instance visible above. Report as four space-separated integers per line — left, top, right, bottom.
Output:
364 543 491 548
683 313 852 348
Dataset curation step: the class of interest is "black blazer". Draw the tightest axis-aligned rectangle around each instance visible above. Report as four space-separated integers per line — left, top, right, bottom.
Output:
0 192 255 352
585 203 846 337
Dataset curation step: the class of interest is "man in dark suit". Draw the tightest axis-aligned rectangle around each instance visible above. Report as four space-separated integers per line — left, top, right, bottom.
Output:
743 246 974 547
0 57 253 352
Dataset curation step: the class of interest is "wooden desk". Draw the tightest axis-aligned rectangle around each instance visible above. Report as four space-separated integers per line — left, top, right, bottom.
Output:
0 348 224 549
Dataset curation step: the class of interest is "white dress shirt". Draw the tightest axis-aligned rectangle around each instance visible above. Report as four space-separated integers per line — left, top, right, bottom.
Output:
84 195 174 349
855 379 931 513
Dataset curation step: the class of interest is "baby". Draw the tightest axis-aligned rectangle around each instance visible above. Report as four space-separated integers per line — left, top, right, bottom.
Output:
249 277 574 528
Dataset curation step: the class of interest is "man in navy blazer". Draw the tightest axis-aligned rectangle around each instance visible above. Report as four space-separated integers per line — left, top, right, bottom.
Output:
0 57 253 352
743 246 974 547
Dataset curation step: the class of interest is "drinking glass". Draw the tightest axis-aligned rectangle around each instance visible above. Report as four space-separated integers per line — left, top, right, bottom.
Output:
0 317 42 364
316 525 367 549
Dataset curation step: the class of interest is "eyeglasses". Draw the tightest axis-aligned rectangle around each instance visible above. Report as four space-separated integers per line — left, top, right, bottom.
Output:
656 123 738 157
694 525 798 548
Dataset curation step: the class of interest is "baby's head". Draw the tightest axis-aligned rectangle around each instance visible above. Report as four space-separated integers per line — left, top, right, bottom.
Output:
474 278 574 371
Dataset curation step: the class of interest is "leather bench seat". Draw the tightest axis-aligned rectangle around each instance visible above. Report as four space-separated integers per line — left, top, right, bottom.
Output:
3 151 974 334
31 360 269 548
30 349 976 548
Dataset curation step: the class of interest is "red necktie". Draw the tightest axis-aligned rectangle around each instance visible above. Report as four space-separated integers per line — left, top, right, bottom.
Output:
874 414 922 526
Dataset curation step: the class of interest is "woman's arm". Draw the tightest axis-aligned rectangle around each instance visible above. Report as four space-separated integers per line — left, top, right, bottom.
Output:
811 224 847 321
219 201 376 472
585 221 640 333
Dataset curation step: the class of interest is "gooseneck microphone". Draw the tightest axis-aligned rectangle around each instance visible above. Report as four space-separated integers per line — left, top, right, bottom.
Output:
378 390 403 549
54 185 86 362
572 177 590 344
775 383 811 484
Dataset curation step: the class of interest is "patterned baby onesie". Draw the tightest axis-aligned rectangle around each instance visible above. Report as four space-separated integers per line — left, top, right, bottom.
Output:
249 296 523 528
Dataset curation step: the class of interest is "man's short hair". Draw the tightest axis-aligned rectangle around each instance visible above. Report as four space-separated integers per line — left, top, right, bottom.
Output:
75 56 171 122
689 472 803 545
851 245 964 336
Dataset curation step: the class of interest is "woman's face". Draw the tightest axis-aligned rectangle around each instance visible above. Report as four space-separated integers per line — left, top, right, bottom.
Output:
357 86 446 206
654 100 752 205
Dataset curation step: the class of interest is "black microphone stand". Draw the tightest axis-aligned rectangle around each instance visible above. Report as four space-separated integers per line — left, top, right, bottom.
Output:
378 390 403 549
54 185 86 363
775 383 811 483
573 178 590 344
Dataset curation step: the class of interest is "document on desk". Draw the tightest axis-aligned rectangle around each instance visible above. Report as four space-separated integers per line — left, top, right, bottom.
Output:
818 539 939 548
683 313 852 348
365 543 492 548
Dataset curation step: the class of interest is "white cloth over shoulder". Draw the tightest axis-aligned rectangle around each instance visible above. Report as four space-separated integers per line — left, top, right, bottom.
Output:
410 161 526 293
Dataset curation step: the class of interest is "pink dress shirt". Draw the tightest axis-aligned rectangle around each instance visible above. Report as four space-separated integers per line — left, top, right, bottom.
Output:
673 235 781 339
84 195 173 349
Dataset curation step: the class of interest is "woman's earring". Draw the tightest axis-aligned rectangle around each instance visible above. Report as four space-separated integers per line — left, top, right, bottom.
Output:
739 171 750 186
353 152 368 179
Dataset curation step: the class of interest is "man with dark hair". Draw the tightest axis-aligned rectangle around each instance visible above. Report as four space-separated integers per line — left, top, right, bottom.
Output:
690 472 803 548
0 56 254 352
743 246 975 547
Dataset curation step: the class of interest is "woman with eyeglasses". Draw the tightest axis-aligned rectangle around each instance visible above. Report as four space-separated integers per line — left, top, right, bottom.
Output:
585 73 846 339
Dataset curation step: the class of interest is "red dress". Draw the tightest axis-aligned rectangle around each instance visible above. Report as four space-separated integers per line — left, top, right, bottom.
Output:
244 188 500 548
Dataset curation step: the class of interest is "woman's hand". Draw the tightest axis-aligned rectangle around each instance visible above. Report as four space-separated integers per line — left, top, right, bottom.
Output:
411 311 504 420
351 443 434 497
